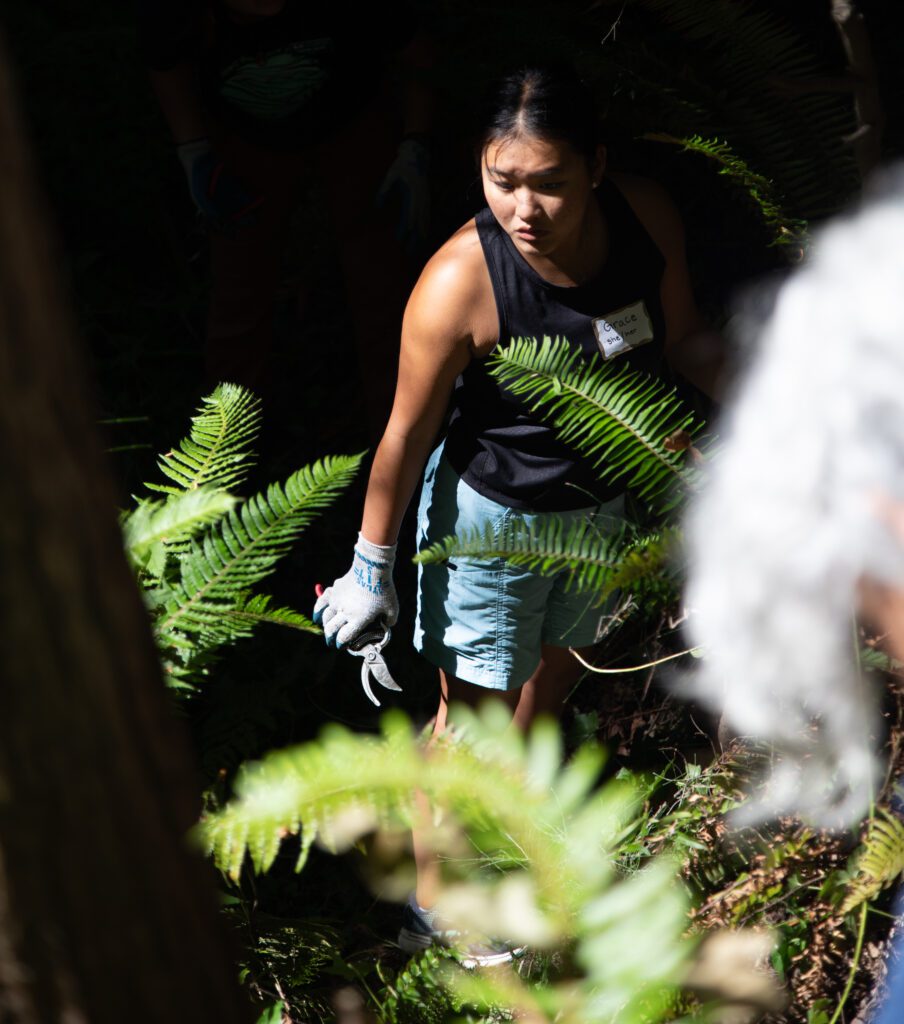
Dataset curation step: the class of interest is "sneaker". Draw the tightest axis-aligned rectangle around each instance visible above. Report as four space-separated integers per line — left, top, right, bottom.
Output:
397 895 526 969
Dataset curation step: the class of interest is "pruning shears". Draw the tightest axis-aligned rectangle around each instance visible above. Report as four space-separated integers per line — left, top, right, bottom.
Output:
347 625 402 707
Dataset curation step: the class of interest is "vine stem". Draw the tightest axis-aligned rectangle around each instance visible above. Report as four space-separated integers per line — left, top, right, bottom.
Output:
569 645 701 673
827 901 869 1024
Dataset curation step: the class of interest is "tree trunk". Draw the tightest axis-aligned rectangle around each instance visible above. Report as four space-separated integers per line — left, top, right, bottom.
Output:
0 33 252 1024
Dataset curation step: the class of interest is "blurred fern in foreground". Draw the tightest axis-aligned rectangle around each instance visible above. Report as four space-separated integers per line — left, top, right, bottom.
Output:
201 703 770 1024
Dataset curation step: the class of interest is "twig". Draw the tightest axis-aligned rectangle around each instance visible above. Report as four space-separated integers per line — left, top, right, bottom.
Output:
828 901 869 1024
570 645 701 673
600 1 628 47
642 610 667 700
830 0 884 180
641 665 656 701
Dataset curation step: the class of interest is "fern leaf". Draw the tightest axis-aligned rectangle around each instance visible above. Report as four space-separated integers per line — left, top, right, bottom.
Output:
123 488 237 577
153 454 361 651
160 660 209 693
602 0 859 218
489 337 706 513
644 132 806 245
415 515 629 600
221 593 320 637
607 529 681 599
858 647 904 674
198 706 693 1022
840 809 904 913
200 715 422 880
199 706 631 901
149 383 262 495
416 515 680 608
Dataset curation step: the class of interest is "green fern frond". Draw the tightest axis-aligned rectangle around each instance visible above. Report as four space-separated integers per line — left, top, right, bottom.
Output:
840 809 904 913
644 132 807 245
123 487 237 577
222 593 320 636
156 639 223 692
163 592 319 655
153 454 361 651
607 529 678 593
377 947 461 1024
199 706 693 1023
414 515 631 602
602 0 859 218
200 708 620 898
489 337 705 513
148 383 262 495
416 519 680 609
858 647 904 674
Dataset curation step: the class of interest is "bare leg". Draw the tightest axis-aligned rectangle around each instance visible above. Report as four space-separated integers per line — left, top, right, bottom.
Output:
413 645 589 909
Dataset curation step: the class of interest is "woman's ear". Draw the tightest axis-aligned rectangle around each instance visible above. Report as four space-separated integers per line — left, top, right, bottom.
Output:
592 144 607 188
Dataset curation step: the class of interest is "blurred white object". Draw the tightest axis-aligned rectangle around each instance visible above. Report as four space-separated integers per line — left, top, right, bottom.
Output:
685 169 904 824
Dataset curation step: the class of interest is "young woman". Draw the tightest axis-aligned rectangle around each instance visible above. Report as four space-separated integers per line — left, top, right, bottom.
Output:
314 65 710 956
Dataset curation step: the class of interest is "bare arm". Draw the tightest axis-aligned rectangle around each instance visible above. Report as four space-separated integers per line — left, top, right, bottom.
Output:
149 62 206 144
614 174 725 401
136 0 206 143
360 231 484 544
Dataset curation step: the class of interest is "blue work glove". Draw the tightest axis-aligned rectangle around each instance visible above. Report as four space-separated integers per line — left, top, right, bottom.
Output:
176 138 264 234
376 136 430 254
313 534 399 649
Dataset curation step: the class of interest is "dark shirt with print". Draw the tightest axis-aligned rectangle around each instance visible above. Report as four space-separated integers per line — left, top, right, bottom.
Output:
137 0 417 150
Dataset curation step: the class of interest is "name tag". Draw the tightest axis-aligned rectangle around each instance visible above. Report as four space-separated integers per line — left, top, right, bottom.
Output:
592 300 655 361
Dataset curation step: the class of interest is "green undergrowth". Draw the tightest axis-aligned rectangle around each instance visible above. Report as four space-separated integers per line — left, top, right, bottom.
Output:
625 739 904 1023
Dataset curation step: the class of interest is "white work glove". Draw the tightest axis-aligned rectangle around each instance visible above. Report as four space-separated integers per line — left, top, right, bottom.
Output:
313 534 399 649
175 137 264 234
376 136 430 254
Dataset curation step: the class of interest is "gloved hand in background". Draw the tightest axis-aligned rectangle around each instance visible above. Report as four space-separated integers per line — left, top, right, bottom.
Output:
176 138 265 234
376 135 430 256
313 534 399 649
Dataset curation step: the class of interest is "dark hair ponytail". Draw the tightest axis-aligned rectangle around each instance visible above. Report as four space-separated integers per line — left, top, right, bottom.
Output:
475 64 603 166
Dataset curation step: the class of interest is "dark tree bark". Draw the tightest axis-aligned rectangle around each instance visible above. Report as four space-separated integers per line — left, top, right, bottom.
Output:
0 34 252 1024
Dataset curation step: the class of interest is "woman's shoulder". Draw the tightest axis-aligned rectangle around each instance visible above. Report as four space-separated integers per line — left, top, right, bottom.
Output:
420 218 486 289
404 217 497 351
606 172 686 258
408 219 488 316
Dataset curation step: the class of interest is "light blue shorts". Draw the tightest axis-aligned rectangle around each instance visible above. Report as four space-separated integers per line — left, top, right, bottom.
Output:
413 444 624 691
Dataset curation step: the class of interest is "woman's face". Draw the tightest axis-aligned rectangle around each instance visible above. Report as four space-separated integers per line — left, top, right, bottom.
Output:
481 134 605 264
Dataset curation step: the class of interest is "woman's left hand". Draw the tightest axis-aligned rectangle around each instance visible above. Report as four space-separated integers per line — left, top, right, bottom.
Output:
313 535 399 648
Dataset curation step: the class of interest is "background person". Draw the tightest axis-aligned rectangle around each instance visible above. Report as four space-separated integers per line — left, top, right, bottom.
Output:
314 64 717 957
137 0 433 433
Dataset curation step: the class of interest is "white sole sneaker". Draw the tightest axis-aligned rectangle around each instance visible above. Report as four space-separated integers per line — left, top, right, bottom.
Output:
398 921 525 969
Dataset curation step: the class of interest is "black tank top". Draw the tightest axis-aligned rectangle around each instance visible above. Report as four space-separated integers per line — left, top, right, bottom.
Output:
443 177 668 511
